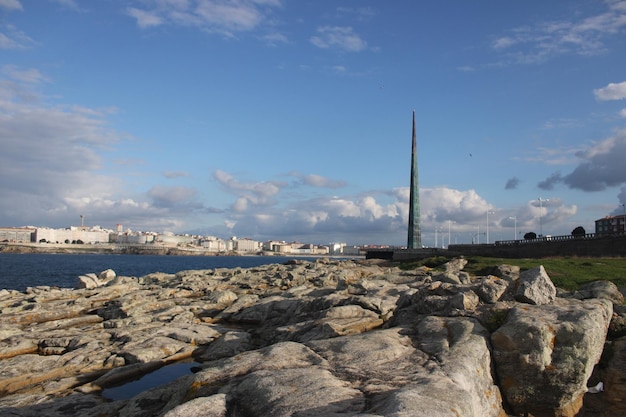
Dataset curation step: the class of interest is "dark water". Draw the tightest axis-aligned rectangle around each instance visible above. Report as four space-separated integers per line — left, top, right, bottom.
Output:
101 361 201 401
0 253 317 291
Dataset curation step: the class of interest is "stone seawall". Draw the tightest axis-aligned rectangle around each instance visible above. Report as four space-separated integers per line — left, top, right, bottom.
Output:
367 234 626 261
450 234 626 258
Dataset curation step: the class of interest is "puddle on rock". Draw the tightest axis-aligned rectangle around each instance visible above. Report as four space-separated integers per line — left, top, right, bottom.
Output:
102 361 200 401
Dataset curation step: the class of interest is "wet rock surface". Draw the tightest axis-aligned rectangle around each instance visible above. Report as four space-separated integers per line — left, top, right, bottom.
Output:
0 258 623 416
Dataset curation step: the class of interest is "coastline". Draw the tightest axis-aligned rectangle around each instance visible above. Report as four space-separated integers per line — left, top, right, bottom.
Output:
0 242 222 256
0 242 361 258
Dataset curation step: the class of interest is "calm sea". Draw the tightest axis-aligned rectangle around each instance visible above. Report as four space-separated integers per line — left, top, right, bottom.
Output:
0 253 320 292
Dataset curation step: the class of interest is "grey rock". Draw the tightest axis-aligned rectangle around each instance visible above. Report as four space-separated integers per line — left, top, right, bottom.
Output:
195 331 252 361
77 273 102 289
575 280 625 305
491 298 612 417
444 257 468 273
163 394 227 417
475 275 510 303
514 265 556 305
449 290 480 311
98 268 117 281
0 258 620 417
432 271 462 285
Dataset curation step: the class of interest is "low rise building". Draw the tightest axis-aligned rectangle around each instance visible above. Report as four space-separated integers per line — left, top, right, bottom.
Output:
200 236 229 252
34 226 111 244
595 214 626 236
342 245 364 256
0 227 35 243
232 237 260 253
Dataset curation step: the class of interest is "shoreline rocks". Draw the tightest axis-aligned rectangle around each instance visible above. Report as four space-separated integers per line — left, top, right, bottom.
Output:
0 258 624 416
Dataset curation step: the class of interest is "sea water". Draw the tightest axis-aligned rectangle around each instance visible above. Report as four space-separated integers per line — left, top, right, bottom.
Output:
0 253 318 291
0 252 323 400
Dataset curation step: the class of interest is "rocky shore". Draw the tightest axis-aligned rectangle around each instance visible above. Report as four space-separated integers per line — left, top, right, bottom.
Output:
0 258 625 416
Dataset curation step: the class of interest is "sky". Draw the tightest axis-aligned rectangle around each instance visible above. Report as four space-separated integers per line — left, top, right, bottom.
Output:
1 0 626 246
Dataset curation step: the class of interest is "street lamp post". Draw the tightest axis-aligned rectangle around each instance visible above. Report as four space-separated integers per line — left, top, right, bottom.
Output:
538 198 549 237
509 216 517 240
474 225 480 244
486 210 495 244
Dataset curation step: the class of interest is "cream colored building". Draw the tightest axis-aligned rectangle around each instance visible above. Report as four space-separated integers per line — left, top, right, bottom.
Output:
34 227 110 244
0 227 35 243
232 237 259 253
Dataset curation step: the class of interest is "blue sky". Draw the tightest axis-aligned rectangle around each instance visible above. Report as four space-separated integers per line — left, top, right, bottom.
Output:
1 0 626 246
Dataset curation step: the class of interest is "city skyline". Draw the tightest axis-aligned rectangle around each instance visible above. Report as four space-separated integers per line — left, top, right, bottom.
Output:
1 1 626 246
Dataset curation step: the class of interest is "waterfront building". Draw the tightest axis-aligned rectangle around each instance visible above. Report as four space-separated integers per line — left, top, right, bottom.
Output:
158 233 197 246
329 242 347 256
34 226 111 244
232 237 260 253
0 227 35 243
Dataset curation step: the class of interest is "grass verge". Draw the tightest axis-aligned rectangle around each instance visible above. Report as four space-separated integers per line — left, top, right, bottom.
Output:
399 256 626 291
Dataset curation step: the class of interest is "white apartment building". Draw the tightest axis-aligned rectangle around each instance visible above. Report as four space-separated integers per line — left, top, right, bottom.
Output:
201 237 229 252
109 232 155 244
34 227 111 244
232 237 260 253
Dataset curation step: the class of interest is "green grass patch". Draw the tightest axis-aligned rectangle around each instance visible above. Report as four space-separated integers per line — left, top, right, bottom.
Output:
399 256 626 291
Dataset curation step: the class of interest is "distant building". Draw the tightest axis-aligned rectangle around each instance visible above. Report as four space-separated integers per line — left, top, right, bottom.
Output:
110 232 154 244
263 240 288 252
34 226 110 244
342 245 364 256
0 227 35 243
329 242 346 256
158 233 196 246
595 214 626 235
232 237 259 253
200 236 228 252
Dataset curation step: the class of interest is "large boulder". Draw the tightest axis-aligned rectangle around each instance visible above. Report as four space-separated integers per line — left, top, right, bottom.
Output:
491 298 613 417
514 265 556 305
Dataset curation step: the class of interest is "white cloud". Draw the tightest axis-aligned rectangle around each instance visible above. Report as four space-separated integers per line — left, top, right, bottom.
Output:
310 26 368 52
213 169 284 209
262 32 288 46
0 70 208 232
594 81 626 101
127 7 164 29
0 0 22 11
208 176 510 244
492 36 516 50
126 0 282 37
51 0 80 10
163 170 189 178
147 185 197 208
537 128 626 191
0 24 35 49
288 172 346 188
620 108 626 118
491 2 626 64
1 65 47 84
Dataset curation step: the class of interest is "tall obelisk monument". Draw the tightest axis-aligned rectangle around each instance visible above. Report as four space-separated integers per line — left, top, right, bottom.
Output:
407 110 422 248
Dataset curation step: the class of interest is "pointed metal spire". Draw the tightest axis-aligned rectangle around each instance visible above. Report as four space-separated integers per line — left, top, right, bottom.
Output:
407 110 422 249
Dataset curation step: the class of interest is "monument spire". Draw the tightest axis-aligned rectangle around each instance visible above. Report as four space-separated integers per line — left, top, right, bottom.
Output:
407 110 421 249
